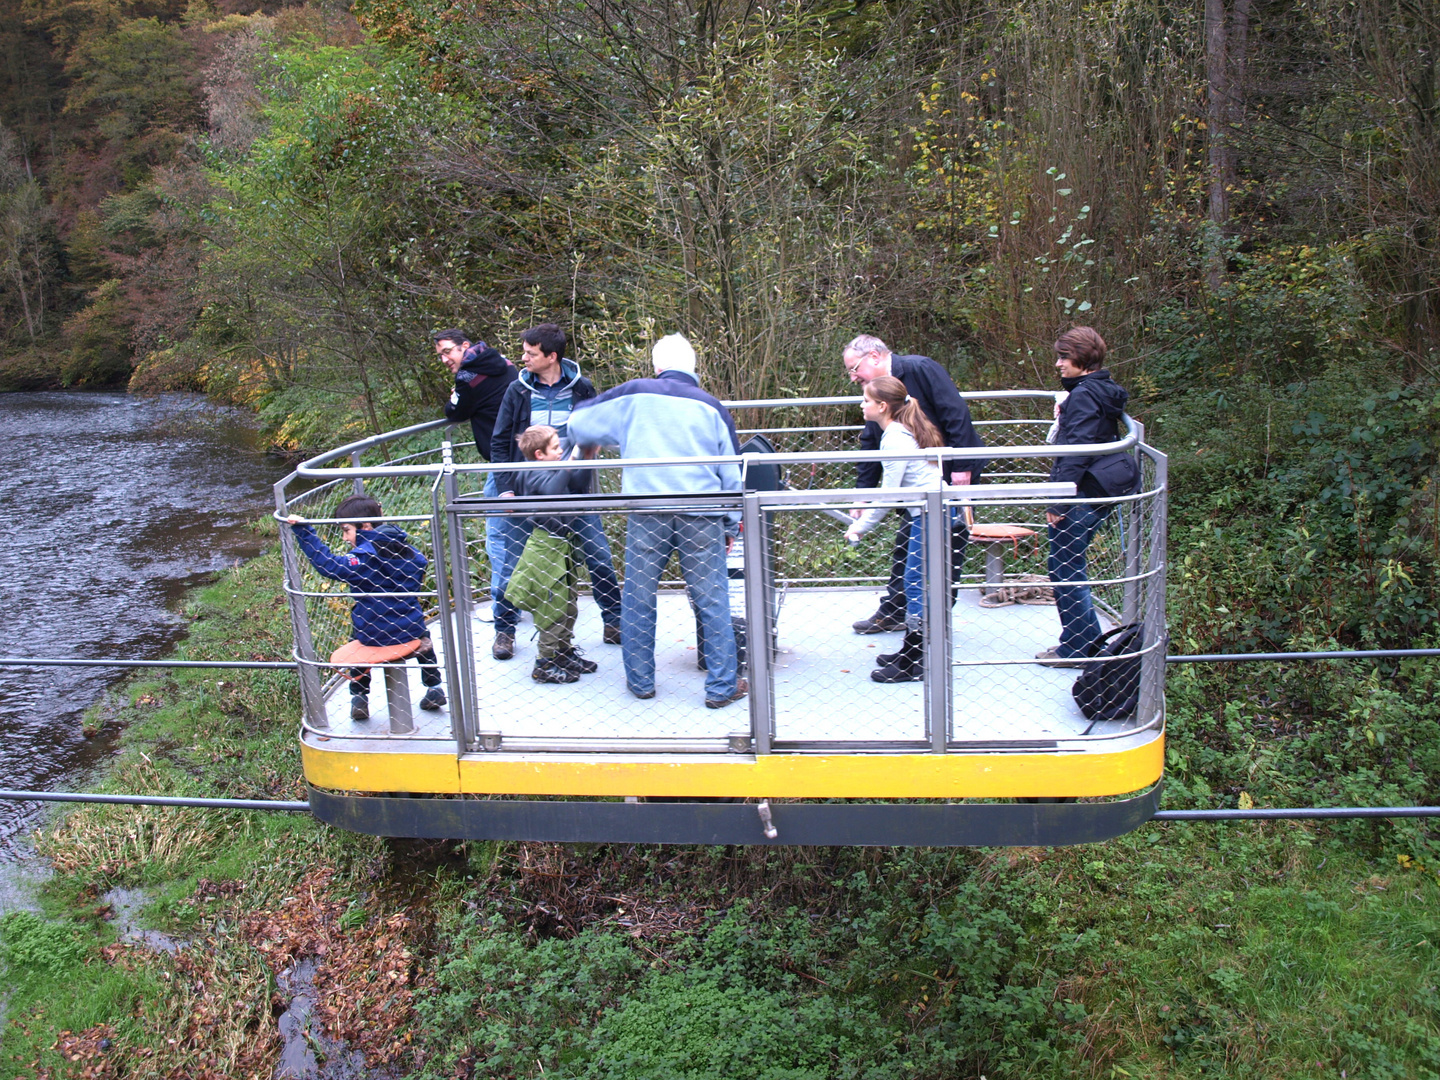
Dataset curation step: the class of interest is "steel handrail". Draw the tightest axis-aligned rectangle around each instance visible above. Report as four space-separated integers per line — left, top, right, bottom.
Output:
283 391 1128 482
289 427 1141 483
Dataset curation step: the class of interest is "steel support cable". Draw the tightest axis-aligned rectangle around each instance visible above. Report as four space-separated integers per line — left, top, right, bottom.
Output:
0 790 310 811
1167 648 1440 662
0 657 298 669
1153 807 1440 820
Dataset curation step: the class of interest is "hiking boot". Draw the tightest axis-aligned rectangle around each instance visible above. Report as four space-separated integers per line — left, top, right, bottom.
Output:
492 633 515 660
852 611 905 635
532 657 579 684
871 630 923 683
1035 647 1085 669
603 623 622 645
554 647 598 675
419 686 446 711
350 696 369 721
706 678 749 709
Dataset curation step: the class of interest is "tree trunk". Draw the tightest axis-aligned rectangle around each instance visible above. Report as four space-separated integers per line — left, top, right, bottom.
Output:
1205 0 1252 290
1205 0 1231 290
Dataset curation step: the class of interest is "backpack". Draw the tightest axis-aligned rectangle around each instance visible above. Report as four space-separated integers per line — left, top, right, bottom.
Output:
739 433 783 492
1072 623 1143 731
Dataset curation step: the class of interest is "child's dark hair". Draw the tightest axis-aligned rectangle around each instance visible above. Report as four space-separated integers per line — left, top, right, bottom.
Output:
864 376 943 448
518 425 559 460
335 495 382 525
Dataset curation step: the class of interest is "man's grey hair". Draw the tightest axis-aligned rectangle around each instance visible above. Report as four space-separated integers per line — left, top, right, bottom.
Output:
843 334 890 359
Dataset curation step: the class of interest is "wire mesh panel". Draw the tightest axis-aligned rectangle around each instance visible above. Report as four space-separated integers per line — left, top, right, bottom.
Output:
450 497 751 750
947 450 1166 745
278 471 453 740
761 496 929 745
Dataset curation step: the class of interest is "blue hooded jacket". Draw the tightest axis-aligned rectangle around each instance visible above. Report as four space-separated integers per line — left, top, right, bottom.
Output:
291 522 430 646
490 357 598 493
568 368 740 489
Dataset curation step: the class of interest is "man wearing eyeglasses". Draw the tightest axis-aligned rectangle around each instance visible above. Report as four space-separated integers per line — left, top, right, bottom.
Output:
841 334 987 633
434 329 520 650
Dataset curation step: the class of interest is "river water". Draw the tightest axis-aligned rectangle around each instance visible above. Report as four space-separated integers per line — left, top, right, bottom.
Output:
0 392 286 862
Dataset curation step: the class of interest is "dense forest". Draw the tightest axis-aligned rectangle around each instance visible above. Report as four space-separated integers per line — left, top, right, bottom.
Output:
3 1 1440 1076
3 0 1436 411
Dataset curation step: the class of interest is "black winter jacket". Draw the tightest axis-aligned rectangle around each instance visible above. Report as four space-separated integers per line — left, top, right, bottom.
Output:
490 358 597 493
857 353 987 487
443 342 518 459
1048 369 1130 511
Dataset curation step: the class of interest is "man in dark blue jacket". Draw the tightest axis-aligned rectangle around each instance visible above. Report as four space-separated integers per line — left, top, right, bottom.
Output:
288 495 445 721
1038 326 1132 666
435 328 520 647
842 334 988 633
488 323 621 658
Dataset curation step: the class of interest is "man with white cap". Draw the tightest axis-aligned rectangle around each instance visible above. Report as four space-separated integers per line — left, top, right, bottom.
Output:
567 334 746 708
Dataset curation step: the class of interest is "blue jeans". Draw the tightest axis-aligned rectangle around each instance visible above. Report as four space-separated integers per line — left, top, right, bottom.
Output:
485 472 525 632
1047 504 1112 659
621 514 737 700
900 507 958 629
493 512 621 636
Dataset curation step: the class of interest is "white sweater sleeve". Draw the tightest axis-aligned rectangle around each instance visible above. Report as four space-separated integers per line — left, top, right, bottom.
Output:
851 427 917 536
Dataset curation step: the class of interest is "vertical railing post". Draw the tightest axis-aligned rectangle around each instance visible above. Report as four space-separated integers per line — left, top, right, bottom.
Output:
275 480 327 731
923 486 952 753
429 457 466 753
445 467 478 753
742 492 774 754
351 450 365 496
1138 446 1168 728
1122 418 1144 624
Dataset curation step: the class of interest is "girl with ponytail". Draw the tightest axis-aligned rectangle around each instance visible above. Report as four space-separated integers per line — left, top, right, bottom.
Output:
844 374 950 682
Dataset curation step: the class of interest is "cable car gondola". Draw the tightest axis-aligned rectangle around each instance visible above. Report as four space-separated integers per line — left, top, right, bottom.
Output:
277 393 1166 846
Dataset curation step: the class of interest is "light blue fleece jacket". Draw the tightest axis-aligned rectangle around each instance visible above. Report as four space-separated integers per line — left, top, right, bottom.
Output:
566 370 742 507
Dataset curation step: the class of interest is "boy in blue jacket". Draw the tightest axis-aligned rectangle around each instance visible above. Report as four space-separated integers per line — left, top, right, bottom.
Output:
287 495 445 721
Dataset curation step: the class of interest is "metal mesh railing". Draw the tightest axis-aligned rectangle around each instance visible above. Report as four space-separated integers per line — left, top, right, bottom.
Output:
274 393 1166 755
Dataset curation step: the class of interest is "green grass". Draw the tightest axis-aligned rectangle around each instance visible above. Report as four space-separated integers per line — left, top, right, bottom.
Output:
2 513 1439 1079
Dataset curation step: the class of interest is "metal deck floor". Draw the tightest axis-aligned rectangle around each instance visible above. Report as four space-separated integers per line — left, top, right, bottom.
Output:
309 586 1149 754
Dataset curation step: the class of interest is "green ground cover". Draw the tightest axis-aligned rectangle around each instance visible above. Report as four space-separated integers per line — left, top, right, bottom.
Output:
2 352 1439 1077
0 524 1436 1077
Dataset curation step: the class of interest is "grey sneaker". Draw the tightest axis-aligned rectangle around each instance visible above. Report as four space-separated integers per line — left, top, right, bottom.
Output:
419 686 446 710
1035 647 1086 668
532 657 579 684
852 612 905 635
554 648 598 675
350 696 369 721
492 633 515 660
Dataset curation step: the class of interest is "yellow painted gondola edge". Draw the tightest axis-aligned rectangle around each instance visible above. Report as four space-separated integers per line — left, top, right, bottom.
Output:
301 739 463 793
302 732 1163 799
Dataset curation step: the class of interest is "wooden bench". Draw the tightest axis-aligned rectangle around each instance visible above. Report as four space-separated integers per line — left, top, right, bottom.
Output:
331 638 426 734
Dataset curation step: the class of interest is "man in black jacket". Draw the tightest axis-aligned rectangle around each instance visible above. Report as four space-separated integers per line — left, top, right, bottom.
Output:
435 328 520 646
842 334 987 633
436 329 518 457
